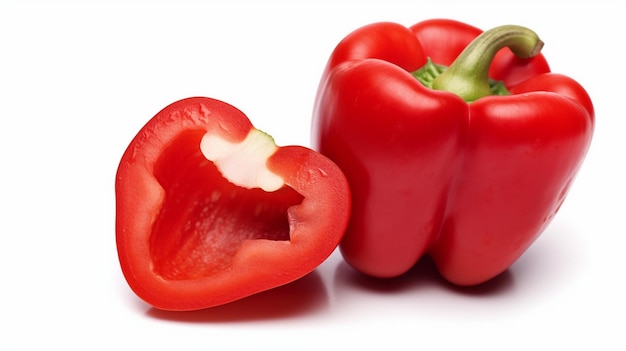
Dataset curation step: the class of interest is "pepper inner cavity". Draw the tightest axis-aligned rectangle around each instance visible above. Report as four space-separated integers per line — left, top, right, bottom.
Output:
149 130 303 280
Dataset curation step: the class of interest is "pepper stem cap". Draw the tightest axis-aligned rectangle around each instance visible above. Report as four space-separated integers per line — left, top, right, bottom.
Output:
431 25 543 102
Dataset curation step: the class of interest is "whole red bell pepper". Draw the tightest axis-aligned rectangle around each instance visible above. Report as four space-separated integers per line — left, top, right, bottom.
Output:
116 97 350 310
312 19 594 286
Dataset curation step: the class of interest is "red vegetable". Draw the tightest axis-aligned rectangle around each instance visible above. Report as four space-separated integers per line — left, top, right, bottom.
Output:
312 19 594 285
116 97 350 310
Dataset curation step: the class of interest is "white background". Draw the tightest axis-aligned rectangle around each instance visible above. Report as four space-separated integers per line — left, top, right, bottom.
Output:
1 0 624 349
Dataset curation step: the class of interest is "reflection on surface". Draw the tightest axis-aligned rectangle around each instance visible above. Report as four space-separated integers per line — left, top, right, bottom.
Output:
138 235 567 323
145 270 328 323
333 255 515 297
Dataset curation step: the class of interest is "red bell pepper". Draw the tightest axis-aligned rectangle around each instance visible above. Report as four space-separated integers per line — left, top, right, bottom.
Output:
116 97 350 311
312 19 594 286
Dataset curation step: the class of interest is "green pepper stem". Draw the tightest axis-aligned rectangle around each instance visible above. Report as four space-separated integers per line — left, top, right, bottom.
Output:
431 25 543 102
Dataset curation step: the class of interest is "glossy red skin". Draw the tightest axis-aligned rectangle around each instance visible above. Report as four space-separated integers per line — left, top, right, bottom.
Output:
312 19 594 285
116 97 350 310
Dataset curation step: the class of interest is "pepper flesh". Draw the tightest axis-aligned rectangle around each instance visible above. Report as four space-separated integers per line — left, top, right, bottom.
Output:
116 97 350 310
312 19 594 285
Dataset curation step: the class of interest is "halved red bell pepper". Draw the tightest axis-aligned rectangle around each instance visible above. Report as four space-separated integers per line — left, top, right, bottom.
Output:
312 19 594 286
116 97 350 311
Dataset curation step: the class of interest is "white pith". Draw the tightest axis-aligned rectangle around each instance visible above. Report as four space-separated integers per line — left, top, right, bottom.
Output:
200 129 284 192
